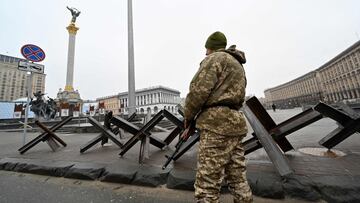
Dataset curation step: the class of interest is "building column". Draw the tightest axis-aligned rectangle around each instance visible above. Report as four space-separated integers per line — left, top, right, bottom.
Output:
355 89 360 98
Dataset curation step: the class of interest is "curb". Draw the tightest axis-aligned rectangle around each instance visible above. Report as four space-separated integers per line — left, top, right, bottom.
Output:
1 157 360 202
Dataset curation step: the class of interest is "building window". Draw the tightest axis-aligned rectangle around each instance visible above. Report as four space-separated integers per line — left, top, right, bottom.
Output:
154 106 158 113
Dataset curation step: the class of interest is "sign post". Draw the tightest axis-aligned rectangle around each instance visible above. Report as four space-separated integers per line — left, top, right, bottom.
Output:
19 44 46 146
23 73 33 145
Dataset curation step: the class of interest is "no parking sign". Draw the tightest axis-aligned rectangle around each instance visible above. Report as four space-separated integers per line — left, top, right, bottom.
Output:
20 44 46 62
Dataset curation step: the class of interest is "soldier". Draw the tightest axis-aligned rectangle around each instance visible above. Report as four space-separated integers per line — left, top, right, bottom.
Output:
184 31 253 203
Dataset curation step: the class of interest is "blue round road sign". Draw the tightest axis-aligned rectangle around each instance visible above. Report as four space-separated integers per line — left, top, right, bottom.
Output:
20 44 46 62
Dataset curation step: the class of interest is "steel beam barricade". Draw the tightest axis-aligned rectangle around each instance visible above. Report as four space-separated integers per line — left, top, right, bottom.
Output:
111 109 184 163
243 97 325 176
244 97 323 155
18 116 72 154
80 112 123 153
243 102 293 176
314 102 360 149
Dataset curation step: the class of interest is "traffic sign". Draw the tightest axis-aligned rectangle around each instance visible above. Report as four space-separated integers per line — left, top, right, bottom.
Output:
20 44 46 62
18 61 44 74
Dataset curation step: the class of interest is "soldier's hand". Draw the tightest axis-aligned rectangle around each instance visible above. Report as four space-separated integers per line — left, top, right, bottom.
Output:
184 119 189 129
182 127 191 139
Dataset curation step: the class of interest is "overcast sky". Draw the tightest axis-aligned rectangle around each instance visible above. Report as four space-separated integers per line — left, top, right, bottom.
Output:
1 0 360 100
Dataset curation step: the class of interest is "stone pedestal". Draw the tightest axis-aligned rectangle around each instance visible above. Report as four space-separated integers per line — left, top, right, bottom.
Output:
56 89 82 116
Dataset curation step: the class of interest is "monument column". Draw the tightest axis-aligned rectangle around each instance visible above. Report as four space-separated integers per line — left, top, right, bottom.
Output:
65 23 79 91
56 7 82 116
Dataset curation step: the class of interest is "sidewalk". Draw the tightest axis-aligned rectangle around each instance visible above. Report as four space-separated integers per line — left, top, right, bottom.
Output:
0 108 359 202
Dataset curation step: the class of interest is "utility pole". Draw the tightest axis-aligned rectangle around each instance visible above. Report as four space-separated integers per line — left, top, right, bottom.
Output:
127 0 136 115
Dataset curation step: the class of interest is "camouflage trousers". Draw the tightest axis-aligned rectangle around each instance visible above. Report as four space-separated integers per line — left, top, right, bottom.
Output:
194 129 253 203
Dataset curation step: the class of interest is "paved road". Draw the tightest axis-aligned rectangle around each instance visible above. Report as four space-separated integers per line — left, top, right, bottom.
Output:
0 108 359 202
0 170 315 203
1 108 359 162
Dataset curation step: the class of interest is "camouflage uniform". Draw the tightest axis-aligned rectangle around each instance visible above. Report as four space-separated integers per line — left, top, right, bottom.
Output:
184 46 253 203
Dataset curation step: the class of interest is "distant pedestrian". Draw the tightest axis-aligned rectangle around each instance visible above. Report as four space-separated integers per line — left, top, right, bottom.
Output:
184 31 253 203
272 104 276 112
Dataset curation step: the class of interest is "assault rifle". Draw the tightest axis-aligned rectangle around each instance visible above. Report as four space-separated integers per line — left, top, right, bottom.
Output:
162 120 196 170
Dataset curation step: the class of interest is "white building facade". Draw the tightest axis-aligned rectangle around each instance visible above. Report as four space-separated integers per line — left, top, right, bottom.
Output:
120 86 181 115
264 40 360 108
97 86 181 115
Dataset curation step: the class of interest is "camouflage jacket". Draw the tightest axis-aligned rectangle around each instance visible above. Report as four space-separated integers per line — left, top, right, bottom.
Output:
184 45 248 136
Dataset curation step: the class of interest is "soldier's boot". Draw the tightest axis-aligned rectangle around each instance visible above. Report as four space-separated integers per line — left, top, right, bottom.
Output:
234 198 253 203
196 198 219 203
